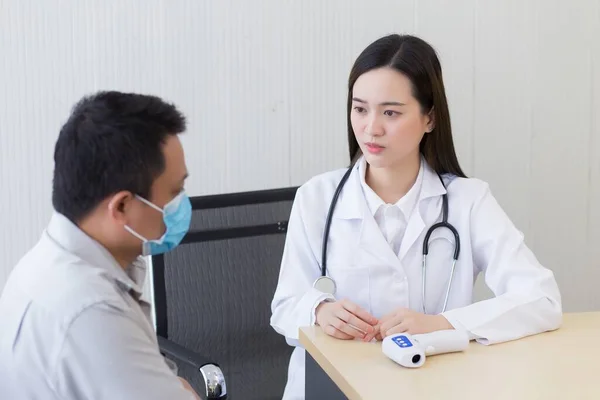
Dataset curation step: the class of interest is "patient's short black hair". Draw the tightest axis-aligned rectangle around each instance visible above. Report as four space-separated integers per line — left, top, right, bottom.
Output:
52 91 187 223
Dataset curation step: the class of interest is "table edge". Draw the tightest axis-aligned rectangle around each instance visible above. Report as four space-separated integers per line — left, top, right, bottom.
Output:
299 327 362 400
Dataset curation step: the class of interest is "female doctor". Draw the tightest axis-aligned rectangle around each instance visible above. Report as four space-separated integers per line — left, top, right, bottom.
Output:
270 34 562 400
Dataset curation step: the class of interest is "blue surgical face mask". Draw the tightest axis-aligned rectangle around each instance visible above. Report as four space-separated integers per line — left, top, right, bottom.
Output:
125 191 192 256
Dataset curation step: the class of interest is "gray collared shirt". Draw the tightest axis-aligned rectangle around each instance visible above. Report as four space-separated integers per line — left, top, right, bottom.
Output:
0 212 195 400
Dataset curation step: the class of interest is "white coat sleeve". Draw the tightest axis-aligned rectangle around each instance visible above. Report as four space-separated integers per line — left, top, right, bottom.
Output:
270 186 335 346
441 182 562 345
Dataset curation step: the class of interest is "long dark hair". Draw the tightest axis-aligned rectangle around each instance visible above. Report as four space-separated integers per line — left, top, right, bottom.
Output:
347 34 466 178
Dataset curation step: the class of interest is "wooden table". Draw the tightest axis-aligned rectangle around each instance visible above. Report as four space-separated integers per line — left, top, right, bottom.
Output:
300 312 600 399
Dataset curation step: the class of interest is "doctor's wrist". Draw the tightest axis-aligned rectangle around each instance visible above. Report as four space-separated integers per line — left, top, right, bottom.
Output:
434 314 454 331
314 299 333 325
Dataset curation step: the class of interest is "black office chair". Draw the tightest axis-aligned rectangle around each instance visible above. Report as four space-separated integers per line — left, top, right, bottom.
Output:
151 187 298 400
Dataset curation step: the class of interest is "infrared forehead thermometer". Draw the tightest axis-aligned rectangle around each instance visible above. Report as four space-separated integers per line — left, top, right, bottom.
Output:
382 329 470 368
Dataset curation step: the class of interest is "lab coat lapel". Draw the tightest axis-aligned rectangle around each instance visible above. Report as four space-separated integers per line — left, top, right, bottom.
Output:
398 207 425 261
398 161 447 260
357 202 404 269
334 163 403 268
333 159 447 267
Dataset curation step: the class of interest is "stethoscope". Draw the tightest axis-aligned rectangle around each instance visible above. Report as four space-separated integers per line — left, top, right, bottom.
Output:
313 164 461 314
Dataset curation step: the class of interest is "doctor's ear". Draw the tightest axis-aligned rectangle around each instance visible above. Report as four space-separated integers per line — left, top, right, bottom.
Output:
107 191 135 223
425 107 435 133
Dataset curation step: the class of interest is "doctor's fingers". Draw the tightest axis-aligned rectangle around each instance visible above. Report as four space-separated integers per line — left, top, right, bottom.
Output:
379 315 406 335
325 318 365 339
323 324 355 340
364 324 382 342
340 299 378 325
382 322 412 337
381 322 417 338
334 308 375 335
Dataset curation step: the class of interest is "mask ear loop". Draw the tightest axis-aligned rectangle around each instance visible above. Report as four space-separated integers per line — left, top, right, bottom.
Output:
123 195 164 243
135 195 164 213
124 225 149 243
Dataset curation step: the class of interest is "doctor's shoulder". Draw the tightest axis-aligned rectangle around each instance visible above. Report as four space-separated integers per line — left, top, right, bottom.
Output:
293 167 349 214
442 173 513 223
443 173 490 199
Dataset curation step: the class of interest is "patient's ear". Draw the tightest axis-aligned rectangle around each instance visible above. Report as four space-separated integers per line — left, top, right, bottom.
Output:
107 191 134 224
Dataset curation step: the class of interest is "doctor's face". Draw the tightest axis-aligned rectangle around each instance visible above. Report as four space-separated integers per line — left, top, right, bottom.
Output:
350 67 433 169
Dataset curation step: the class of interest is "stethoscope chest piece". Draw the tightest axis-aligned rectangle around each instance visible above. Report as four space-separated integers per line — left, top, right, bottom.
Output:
313 276 336 295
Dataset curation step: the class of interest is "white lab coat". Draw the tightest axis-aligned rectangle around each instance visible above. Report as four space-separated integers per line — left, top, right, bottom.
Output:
270 157 562 400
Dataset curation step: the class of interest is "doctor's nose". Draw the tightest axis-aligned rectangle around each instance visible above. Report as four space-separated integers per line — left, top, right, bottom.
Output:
365 117 384 137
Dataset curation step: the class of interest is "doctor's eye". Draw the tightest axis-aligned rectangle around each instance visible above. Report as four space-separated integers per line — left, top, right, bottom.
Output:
383 110 399 117
353 106 366 114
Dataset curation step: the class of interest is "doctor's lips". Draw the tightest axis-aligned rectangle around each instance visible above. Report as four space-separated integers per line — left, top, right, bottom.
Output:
365 142 384 154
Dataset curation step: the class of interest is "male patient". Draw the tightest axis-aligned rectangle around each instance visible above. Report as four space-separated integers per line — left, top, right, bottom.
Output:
0 91 201 399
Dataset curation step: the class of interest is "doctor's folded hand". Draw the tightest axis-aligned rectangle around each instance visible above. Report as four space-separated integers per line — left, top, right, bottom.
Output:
315 299 454 342
315 299 379 342
376 308 454 339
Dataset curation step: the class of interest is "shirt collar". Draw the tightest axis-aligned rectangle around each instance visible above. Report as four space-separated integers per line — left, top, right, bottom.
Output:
45 212 146 296
358 156 425 220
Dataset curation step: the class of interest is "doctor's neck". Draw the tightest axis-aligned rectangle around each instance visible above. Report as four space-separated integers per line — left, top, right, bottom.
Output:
365 153 421 204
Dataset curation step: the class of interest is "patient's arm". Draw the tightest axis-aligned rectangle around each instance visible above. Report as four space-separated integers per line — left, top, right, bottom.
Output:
180 378 202 400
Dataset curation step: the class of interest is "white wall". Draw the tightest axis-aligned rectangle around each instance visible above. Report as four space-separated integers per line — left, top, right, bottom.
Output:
1 0 599 312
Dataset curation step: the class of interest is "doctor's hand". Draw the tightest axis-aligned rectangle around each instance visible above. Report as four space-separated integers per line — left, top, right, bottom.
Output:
376 308 453 339
315 299 379 342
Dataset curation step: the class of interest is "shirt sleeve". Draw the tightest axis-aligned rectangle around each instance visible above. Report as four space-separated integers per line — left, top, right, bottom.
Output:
52 302 198 400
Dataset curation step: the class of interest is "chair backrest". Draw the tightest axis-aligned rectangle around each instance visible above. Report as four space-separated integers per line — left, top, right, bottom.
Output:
152 187 298 400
